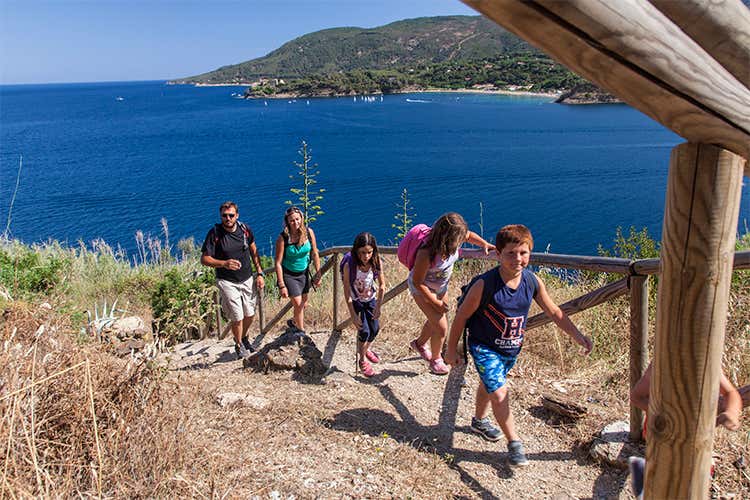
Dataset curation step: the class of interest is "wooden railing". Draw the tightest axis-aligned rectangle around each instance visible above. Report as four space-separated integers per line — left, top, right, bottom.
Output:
212 246 750 440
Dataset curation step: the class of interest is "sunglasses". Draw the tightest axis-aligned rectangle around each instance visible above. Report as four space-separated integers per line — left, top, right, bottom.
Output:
285 207 301 215
221 213 237 219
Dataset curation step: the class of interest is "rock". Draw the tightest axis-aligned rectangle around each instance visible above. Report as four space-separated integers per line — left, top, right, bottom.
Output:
590 420 642 469
108 316 147 340
322 367 356 386
541 394 587 419
243 329 327 382
114 338 146 357
555 83 622 105
216 392 270 409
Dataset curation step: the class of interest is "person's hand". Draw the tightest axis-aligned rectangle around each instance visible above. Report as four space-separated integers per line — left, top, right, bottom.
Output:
279 285 289 299
444 348 461 367
483 244 494 255
256 275 265 289
576 331 593 355
352 315 363 329
438 300 450 313
717 410 741 431
224 259 241 270
313 271 322 288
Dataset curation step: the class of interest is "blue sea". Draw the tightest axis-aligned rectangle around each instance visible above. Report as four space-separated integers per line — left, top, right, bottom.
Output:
1 80 748 258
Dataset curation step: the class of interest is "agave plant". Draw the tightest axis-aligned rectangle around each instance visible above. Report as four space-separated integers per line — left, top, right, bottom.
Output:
84 298 125 341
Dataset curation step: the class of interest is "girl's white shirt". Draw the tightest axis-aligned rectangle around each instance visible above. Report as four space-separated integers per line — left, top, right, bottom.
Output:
353 266 376 302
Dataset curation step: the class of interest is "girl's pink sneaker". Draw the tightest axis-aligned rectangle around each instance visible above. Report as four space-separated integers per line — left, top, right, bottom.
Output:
429 358 450 375
409 339 432 362
365 350 380 363
359 360 375 377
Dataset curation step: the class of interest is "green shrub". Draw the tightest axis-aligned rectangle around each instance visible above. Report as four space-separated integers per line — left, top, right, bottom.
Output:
0 244 71 296
597 226 660 261
150 268 215 345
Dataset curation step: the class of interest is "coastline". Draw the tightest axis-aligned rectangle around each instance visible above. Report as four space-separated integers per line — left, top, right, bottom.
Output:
167 80 561 99
411 87 561 98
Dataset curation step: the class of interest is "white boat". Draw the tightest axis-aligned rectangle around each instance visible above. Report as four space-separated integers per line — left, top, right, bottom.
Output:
115 97 124 101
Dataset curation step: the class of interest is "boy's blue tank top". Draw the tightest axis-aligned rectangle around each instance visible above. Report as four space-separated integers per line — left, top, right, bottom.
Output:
467 268 538 357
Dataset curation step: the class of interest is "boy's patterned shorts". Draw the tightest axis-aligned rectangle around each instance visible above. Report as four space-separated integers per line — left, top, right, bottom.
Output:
468 341 517 394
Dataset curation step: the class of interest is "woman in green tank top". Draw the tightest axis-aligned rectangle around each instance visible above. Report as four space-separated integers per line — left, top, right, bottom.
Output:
274 206 321 332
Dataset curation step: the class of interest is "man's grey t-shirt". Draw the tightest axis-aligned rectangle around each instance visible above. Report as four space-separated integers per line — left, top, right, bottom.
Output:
201 223 255 283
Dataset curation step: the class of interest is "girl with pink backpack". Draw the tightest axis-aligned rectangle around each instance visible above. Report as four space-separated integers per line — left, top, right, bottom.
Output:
342 232 385 377
406 212 493 374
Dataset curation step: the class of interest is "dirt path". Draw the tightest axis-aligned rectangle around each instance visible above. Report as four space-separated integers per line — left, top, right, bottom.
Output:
166 328 633 499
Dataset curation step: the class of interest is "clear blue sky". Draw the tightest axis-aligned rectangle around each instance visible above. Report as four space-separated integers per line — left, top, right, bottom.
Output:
1 0 478 84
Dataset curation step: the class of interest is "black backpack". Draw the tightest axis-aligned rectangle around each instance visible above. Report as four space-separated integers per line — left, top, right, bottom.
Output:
456 266 503 362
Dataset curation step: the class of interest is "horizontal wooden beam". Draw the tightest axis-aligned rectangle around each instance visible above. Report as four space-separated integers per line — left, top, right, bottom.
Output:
649 0 750 89
460 248 632 274
462 0 750 160
632 249 750 275
320 246 397 257
319 247 750 276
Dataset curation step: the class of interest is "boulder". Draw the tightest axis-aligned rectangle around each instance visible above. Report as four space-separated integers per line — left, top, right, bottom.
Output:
108 316 147 339
113 338 146 357
243 329 327 382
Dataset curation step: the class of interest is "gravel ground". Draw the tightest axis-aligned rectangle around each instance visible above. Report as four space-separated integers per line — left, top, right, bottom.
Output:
165 330 640 499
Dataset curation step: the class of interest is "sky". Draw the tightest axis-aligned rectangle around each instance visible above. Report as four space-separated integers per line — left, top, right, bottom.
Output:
0 0 478 84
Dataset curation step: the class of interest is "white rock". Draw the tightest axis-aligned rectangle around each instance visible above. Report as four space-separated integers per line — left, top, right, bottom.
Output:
590 420 640 469
110 316 146 338
215 392 270 410
551 381 568 394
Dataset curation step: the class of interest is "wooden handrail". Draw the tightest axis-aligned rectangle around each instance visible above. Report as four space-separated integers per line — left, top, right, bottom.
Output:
243 242 748 452
526 277 629 330
633 250 750 275
321 246 750 275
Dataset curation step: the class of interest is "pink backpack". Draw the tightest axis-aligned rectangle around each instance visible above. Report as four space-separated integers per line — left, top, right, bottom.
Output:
397 224 431 270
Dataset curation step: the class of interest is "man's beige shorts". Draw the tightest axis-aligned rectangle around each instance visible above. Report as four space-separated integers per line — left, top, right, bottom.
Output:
216 276 256 322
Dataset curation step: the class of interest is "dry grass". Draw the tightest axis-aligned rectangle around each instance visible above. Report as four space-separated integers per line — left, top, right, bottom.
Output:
0 302 210 497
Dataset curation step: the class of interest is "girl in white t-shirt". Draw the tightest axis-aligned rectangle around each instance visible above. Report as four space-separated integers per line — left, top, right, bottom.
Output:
343 232 385 378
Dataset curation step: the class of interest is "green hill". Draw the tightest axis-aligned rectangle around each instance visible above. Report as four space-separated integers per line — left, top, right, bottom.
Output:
169 15 585 94
172 16 540 83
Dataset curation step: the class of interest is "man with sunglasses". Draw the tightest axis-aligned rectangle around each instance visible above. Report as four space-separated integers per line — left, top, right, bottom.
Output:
201 201 265 359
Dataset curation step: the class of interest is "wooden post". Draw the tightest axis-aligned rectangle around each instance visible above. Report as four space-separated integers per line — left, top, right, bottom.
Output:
629 274 649 441
646 143 745 498
214 289 223 338
332 253 340 331
256 282 265 333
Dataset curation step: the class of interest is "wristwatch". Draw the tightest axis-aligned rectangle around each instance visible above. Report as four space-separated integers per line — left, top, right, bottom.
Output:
257 271 265 277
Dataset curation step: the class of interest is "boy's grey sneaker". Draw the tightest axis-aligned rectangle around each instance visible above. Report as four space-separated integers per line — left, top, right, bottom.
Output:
234 342 251 360
470 417 501 442
507 440 529 467
241 336 255 352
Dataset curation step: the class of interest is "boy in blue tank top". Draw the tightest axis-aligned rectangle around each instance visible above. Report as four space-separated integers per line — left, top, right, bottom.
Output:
445 224 593 467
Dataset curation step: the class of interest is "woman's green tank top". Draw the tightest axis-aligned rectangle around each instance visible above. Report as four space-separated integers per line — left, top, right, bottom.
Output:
282 238 311 272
